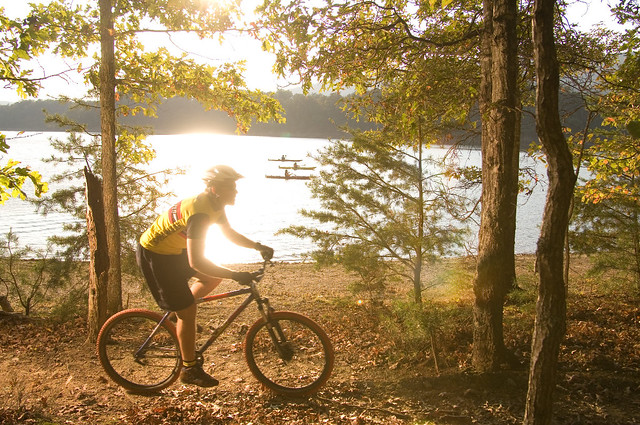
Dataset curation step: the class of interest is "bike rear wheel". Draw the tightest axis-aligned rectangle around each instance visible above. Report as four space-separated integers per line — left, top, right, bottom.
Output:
244 311 334 396
97 309 181 393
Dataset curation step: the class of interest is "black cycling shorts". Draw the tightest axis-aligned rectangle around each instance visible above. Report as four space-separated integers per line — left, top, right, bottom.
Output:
136 243 197 311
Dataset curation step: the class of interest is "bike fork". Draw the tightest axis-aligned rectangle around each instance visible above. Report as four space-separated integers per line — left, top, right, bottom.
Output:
256 301 294 361
264 318 294 361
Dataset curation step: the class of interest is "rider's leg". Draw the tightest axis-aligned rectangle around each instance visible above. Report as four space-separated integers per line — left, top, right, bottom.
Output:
190 274 222 299
175 302 197 363
176 275 222 387
176 299 218 387
172 275 222 334
174 276 221 362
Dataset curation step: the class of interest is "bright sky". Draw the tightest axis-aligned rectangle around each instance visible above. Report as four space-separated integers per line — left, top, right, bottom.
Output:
0 0 628 103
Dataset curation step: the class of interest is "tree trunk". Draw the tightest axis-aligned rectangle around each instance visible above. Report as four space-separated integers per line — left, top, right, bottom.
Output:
473 0 520 372
415 131 425 305
564 112 593 285
632 208 640 292
524 0 577 423
99 0 122 316
0 295 14 312
413 258 422 304
85 167 109 342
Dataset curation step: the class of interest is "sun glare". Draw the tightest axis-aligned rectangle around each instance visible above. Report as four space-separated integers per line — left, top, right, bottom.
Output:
205 226 248 265
198 0 247 14
170 133 269 265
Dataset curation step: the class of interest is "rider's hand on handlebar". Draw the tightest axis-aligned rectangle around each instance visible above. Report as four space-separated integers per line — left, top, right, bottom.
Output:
255 243 274 261
231 271 254 286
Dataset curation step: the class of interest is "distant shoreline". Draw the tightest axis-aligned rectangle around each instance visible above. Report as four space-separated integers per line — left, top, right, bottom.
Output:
0 91 601 151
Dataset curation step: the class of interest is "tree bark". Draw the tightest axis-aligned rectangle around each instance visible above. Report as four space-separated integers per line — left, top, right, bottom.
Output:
99 0 122 316
85 167 109 342
473 0 520 372
524 0 576 423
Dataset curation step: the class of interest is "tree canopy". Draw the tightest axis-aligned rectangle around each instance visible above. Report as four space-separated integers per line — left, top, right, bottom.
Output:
567 0 640 291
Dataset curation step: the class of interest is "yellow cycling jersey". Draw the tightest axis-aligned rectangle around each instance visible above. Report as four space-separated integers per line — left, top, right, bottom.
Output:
140 192 225 255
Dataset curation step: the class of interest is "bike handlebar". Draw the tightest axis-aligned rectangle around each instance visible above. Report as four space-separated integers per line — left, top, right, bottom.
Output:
240 258 271 286
238 259 271 286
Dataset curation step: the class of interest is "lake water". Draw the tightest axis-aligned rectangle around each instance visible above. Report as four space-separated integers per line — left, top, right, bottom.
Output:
0 131 547 264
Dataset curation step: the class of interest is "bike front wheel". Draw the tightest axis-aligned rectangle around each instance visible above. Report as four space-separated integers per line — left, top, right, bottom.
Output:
96 309 181 393
244 311 334 396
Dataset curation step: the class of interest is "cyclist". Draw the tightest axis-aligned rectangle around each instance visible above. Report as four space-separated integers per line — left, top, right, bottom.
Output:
136 165 274 387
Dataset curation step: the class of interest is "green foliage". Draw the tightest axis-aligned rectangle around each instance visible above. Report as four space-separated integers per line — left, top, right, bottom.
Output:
49 282 88 323
568 3 640 291
0 5 88 98
341 243 395 305
17 0 286 132
280 134 471 302
430 258 476 297
17 1 285 198
257 0 482 147
380 296 472 360
627 121 640 138
0 133 48 204
0 230 71 316
258 0 482 96
0 4 92 204
505 286 537 309
570 192 640 291
581 252 640 294
384 300 436 349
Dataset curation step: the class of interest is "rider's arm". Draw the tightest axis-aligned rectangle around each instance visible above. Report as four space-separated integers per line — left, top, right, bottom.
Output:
218 212 261 249
218 213 274 259
185 214 235 279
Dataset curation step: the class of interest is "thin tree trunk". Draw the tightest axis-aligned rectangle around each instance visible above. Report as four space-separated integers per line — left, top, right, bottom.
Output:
564 112 592 285
85 167 109 342
415 126 425 305
633 209 640 292
524 0 577 423
99 0 122 316
473 0 520 372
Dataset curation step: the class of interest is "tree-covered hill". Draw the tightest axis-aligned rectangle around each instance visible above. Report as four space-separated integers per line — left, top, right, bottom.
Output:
0 90 374 139
0 90 599 147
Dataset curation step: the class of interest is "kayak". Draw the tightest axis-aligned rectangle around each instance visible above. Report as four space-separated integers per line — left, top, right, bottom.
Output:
265 175 312 180
278 165 316 170
268 158 303 162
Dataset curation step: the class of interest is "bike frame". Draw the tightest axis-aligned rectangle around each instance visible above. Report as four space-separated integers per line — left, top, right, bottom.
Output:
138 267 276 361
194 287 259 354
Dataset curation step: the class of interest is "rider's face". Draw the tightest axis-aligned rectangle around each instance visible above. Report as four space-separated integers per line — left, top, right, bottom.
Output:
213 181 238 205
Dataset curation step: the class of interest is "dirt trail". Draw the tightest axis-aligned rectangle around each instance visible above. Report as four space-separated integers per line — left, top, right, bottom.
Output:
1 261 639 424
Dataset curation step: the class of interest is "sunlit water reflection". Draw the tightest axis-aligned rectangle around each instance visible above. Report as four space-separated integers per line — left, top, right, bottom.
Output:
0 132 546 264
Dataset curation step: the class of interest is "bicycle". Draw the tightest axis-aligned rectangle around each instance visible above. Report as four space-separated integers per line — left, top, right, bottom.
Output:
96 259 334 396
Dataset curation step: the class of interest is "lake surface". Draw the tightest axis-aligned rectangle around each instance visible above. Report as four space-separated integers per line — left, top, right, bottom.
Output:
0 132 547 264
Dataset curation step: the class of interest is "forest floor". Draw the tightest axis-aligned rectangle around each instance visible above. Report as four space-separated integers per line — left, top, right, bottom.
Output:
0 256 639 425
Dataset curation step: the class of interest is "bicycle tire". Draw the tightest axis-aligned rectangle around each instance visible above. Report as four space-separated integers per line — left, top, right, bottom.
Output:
96 309 181 393
244 311 334 396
